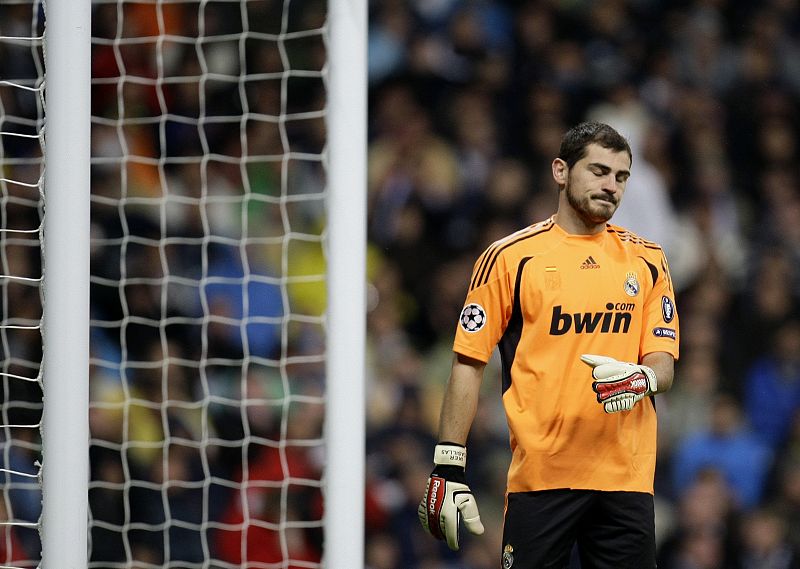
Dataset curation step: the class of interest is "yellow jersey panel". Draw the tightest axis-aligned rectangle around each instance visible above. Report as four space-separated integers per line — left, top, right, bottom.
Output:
453 217 679 494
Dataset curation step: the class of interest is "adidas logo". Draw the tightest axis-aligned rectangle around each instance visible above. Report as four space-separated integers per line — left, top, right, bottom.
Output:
580 256 600 269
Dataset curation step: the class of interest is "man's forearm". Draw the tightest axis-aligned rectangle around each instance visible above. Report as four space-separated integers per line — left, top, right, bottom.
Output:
641 351 675 393
437 354 485 445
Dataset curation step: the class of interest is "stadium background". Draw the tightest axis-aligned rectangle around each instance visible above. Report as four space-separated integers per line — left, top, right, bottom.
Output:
2 0 800 567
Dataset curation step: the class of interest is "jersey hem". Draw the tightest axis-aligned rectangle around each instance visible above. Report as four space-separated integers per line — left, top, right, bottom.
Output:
506 484 655 495
453 344 491 364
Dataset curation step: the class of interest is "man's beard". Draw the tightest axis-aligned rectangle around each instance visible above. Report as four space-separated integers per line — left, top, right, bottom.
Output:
565 179 617 224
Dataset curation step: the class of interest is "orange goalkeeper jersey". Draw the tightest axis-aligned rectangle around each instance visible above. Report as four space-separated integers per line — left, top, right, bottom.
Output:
454 217 679 494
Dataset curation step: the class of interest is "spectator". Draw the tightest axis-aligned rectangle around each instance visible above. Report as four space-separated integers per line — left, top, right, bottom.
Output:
659 469 740 569
738 508 800 569
672 395 773 510
744 319 800 450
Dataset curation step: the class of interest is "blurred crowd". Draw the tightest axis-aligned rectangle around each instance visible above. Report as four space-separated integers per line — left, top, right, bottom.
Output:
1 0 800 568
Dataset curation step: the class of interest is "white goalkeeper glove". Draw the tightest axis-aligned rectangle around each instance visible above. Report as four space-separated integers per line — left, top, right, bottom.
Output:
580 354 658 413
418 443 484 551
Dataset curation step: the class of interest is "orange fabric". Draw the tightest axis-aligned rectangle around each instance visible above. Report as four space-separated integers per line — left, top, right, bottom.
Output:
454 217 679 494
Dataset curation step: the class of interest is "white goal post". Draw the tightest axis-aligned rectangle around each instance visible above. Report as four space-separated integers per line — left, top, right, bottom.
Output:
32 0 367 567
324 0 367 567
40 0 91 567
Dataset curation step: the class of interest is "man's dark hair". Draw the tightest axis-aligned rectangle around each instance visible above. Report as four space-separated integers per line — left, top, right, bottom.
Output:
558 122 632 168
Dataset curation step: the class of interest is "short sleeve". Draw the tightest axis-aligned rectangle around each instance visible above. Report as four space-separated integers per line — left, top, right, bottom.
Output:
452 248 514 362
640 249 679 360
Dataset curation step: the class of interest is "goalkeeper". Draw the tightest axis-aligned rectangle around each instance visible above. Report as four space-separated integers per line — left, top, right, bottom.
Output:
419 122 679 568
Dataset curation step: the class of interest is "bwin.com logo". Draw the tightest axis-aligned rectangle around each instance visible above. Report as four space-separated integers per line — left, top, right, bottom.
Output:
549 303 634 335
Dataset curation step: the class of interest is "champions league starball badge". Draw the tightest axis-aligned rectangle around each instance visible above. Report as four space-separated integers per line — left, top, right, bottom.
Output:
459 303 486 333
662 295 675 322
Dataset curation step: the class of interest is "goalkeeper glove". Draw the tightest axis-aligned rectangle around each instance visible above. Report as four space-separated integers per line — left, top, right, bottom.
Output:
580 354 658 413
418 443 484 551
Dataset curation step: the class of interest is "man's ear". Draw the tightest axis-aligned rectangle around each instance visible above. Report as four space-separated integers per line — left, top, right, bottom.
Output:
551 158 568 188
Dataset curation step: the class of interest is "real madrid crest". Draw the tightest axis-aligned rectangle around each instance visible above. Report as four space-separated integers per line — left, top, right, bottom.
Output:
623 271 640 297
503 544 514 568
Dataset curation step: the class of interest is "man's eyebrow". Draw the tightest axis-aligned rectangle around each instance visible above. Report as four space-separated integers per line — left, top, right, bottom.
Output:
588 162 630 178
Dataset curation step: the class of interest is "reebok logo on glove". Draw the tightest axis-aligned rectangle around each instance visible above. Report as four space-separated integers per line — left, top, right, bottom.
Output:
429 478 441 512
424 477 446 540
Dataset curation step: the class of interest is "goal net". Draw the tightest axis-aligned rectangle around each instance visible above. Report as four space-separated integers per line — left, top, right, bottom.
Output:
87 1 331 567
3 0 368 566
0 1 45 567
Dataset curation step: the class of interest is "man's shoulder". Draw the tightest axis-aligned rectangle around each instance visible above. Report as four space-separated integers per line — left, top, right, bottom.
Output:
470 218 557 284
605 223 664 256
486 218 558 258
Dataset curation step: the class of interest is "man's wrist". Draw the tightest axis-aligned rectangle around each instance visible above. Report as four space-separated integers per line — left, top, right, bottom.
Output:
434 443 467 468
432 443 467 483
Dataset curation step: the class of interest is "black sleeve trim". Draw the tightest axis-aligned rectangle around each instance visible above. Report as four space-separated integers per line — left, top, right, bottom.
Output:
498 256 533 395
639 256 659 287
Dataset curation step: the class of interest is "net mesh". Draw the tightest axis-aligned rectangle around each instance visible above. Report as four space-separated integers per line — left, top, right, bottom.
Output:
1 1 331 565
87 1 328 566
0 1 45 567
0 0 332 567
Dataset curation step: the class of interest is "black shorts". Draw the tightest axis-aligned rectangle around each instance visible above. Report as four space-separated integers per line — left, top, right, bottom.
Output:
501 489 656 569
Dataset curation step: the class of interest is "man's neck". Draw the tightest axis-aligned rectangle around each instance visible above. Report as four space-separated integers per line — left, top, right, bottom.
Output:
553 210 606 236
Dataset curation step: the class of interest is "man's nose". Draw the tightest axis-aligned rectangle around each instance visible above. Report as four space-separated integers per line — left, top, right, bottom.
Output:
602 174 619 192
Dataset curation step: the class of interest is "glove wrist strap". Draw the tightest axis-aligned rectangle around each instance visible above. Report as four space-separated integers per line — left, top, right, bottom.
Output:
434 443 466 468
643 365 658 394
